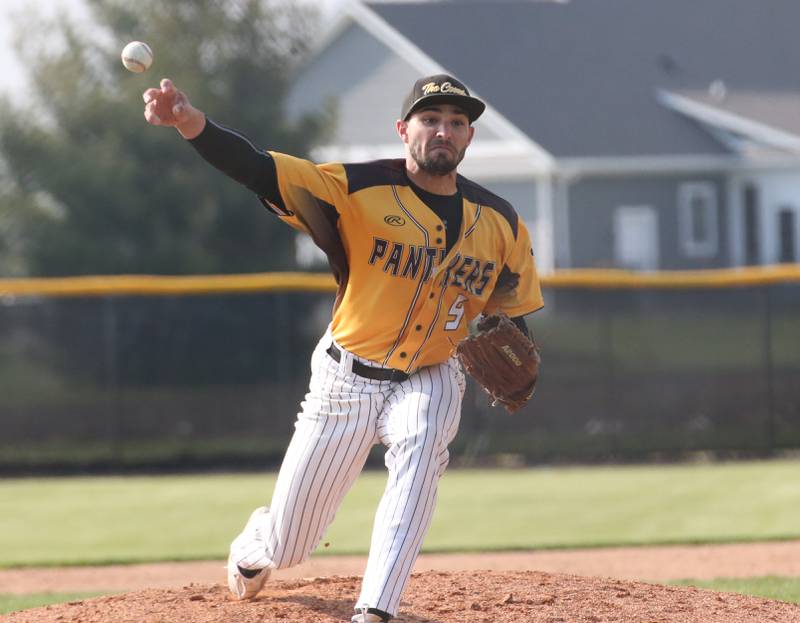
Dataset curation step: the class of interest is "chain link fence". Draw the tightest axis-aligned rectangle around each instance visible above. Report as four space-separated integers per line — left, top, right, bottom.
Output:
1 269 798 473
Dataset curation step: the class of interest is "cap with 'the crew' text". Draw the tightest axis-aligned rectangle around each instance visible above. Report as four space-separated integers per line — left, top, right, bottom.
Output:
401 74 486 123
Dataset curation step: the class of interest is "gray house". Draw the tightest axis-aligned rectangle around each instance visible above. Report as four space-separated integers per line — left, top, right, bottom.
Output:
288 0 800 273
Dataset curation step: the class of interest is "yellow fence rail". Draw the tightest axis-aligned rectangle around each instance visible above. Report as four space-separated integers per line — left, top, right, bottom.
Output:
1 265 800 297
0 272 337 297
545 264 800 289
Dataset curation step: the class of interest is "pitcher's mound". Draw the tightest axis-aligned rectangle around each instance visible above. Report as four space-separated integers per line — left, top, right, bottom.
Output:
5 570 799 622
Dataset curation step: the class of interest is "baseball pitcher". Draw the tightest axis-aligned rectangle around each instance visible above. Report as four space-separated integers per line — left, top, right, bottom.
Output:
142 73 543 623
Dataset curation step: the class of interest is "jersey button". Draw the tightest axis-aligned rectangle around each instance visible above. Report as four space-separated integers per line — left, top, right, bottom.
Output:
429 293 435 299
436 238 443 244
436 225 443 231
399 352 407 358
415 324 422 331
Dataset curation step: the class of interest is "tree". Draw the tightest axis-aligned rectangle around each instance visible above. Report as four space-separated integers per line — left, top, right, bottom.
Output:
0 0 331 276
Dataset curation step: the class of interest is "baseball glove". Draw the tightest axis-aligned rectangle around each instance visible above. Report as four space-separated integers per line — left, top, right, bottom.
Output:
455 313 540 414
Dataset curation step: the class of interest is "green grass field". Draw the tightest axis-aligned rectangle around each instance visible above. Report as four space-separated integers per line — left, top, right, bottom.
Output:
2 459 799 567
1 459 799 613
671 576 800 604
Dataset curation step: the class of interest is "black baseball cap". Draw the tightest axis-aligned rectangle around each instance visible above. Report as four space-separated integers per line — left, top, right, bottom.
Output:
401 74 486 123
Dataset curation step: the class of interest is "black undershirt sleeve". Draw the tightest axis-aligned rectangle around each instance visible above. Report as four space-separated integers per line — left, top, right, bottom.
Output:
511 315 531 339
187 117 282 208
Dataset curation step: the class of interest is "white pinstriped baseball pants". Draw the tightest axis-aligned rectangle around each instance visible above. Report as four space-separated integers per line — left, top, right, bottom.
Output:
229 327 464 616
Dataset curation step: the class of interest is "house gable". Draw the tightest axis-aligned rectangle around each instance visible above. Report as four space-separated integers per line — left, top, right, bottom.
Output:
285 21 414 147
287 2 553 177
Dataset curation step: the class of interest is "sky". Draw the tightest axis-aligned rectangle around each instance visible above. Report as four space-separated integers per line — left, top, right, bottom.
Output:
0 0 345 95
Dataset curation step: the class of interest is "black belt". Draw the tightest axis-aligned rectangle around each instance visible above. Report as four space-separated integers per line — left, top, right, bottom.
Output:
326 344 409 382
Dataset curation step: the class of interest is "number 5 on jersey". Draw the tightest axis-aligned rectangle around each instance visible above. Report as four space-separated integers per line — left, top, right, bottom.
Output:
445 294 468 331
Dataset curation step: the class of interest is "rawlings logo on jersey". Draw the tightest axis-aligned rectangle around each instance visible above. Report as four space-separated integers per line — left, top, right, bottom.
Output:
384 215 406 226
369 238 495 295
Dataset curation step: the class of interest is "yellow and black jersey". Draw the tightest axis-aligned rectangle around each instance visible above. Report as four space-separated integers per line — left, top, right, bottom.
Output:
191 119 543 372
264 154 543 371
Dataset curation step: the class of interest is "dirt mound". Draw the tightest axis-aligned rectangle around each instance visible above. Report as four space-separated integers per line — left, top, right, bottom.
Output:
6 541 800 596
4 570 799 623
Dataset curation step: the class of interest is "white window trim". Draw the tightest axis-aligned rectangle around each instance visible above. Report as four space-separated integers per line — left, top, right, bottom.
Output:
678 182 719 258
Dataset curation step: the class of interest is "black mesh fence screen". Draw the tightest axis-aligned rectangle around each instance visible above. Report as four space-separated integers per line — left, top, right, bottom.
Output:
1 283 798 473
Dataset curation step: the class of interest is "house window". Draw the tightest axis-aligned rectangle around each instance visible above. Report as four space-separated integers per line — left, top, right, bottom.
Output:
614 205 659 270
743 184 760 265
778 208 797 263
678 182 718 258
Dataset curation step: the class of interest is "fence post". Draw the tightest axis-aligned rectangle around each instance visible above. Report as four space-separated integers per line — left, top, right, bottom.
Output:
102 296 123 464
763 286 775 455
277 292 290 386
605 290 617 457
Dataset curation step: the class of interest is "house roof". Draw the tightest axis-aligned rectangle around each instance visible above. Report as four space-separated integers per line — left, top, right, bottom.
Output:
673 90 800 139
364 0 800 158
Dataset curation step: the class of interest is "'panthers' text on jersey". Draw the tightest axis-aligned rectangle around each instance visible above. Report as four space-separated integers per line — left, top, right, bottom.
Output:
263 154 544 372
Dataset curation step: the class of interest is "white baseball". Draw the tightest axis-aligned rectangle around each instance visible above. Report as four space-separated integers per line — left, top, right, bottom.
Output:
121 41 153 73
